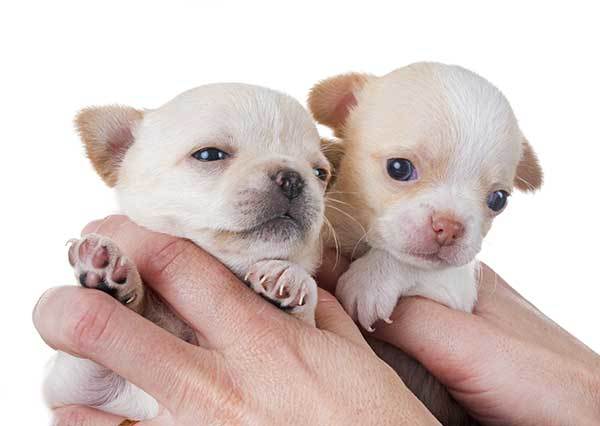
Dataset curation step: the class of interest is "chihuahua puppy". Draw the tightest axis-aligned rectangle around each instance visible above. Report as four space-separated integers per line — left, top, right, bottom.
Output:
44 84 331 419
309 62 542 424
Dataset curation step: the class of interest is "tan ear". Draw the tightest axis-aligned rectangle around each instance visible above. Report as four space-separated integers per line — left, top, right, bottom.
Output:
514 139 543 192
321 137 344 189
308 73 372 137
75 105 143 187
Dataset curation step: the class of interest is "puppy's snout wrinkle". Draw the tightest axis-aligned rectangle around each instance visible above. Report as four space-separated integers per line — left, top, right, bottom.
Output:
432 216 464 246
273 169 304 200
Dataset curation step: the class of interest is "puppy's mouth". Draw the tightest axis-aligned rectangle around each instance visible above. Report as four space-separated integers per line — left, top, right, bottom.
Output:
256 212 298 229
403 247 473 267
241 210 305 241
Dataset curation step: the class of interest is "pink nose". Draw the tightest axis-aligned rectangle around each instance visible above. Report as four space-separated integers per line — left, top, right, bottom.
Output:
432 216 464 246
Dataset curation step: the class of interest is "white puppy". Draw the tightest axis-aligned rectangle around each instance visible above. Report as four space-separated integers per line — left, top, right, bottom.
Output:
309 62 542 424
44 84 331 419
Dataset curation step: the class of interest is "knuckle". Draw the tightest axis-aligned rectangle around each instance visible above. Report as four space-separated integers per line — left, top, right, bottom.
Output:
179 354 245 421
81 214 129 237
64 291 119 356
144 237 197 278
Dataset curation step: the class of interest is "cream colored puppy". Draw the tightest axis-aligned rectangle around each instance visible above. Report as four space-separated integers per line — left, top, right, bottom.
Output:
44 84 330 419
310 62 542 424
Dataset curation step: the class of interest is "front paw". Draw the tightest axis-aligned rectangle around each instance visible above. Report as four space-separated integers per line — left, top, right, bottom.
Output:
68 234 144 312
245 260 317 325
336 270 397 332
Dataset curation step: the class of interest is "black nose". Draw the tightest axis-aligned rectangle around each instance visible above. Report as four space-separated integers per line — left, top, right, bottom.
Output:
273 169 304 200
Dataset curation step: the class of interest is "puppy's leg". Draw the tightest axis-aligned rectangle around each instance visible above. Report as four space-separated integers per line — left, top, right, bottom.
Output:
47 234 158 419
245 260 317 326
336 249 415 331
406 261 478 312
68 233 145 312
44 352 158 420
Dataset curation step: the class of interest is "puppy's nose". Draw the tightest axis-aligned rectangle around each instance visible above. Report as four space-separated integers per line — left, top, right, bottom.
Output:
273 169 304 200
432 216 464 246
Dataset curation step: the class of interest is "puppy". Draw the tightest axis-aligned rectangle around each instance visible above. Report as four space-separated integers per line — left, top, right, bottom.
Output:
44 83 331 419
309 62 542 425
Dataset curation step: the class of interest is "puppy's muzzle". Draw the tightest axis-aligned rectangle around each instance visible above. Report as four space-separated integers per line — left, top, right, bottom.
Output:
272 169 304 200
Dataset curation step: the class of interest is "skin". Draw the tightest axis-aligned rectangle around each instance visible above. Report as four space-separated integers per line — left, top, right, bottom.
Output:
317 251 600 426
35 216 438 426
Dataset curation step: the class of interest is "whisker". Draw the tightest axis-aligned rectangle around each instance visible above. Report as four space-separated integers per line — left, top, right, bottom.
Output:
326 204 367 238
322 216 341 270
350 230 369 261
325 197 353 208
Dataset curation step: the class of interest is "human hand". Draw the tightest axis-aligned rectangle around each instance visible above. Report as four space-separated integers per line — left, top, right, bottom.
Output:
35 216 439 426
318 251 600 426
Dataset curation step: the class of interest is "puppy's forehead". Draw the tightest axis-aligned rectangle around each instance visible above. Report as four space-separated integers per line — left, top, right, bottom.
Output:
354 63 522 184
143 83 320 156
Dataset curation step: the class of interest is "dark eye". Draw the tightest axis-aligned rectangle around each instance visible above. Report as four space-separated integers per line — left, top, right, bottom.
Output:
192 147 230 161
313 168 329 181
487 190 510 212
387 158 417 181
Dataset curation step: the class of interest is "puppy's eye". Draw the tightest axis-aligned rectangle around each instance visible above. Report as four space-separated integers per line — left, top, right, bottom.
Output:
487 190 510 212
387 158 417 181
313 168 329 181
192 148 230 161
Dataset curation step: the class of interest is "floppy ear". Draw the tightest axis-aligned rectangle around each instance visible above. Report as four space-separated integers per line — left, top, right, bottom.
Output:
308 73 372 137
514 139 543 192
75 105 143 187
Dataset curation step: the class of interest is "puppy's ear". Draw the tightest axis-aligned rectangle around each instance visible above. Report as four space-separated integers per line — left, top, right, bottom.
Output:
75 105 143 187
308 73 372 137
514 139 543 192
321 138 344 189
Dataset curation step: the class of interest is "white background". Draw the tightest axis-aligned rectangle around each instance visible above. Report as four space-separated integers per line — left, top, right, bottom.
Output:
1 1 598 423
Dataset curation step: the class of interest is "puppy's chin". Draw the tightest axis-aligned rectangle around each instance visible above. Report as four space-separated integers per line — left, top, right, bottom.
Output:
240 214 306 243
386 244 479 270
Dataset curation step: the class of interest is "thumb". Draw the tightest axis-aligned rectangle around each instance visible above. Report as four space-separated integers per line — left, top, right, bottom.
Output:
315 288 369 348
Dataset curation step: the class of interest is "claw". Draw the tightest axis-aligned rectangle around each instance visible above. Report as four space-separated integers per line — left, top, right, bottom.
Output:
259 275 268 285
365 325 375 332
123 293 137 305
65 238 78 247
244 272 251 282
382 317 393 324
278 284 286 296
298 292 305 306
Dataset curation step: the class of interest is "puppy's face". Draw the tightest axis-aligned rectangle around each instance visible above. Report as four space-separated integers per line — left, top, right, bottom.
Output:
77 84 329 263
311 63 542 269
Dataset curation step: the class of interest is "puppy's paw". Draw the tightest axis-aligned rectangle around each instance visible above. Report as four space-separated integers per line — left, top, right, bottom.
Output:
68 234 144 312
336 269 397 332
245 260 317 325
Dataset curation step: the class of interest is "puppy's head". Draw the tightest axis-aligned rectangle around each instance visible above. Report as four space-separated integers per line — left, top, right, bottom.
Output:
310 63 542 269
76 84 330 263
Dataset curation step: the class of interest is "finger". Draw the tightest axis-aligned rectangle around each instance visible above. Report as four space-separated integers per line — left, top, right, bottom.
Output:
315 288 369 348
315 248 350 294
53 405 127 426
53 405 169 426
476 263 598 362
80 215 272 347
371 296 486 383
34 286 213 411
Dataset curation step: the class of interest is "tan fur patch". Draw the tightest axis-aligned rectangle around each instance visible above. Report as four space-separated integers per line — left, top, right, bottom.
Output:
308 73 372 137
75 105 143 187
320 137 344 187
514 139 543 192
